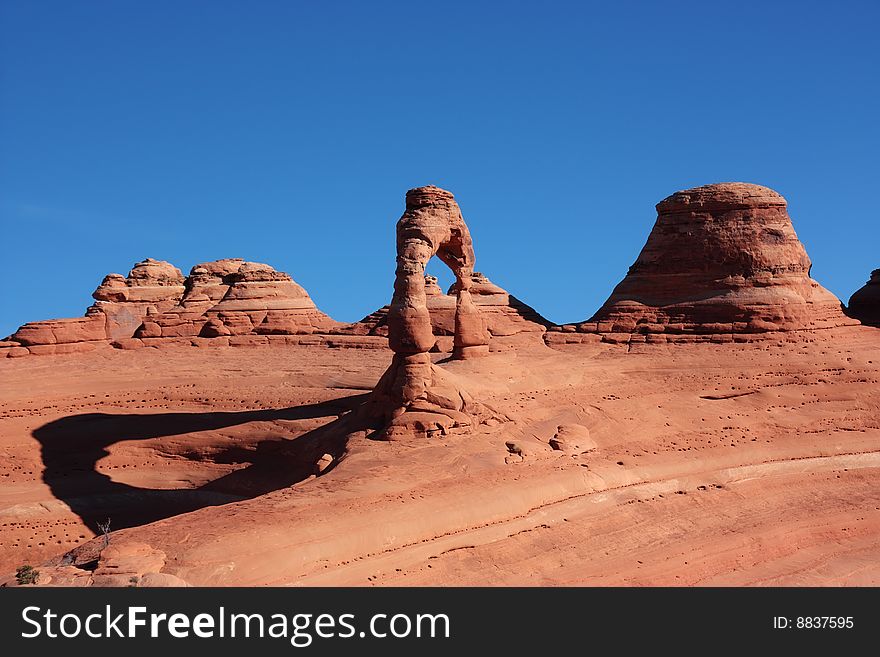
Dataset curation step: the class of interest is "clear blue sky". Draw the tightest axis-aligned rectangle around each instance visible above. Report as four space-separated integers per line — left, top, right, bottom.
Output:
2 1 878 338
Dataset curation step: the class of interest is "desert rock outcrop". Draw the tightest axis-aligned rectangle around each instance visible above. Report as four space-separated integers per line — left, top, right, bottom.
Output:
136 259 339 339
8 316 108 348
90 258 186 339
3 257 340 357
360 186 494 440
341 272 549 347
445 272 549 337
5 258 185 353
846 269 880 327
551 183 854 344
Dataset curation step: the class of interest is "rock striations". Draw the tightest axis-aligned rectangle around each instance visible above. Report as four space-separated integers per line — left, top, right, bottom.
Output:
2 258 340 357
340 271 550 349
6 259 185 356
549 183 855 345
137 259 339 339
846 269 880 327
2 182 865 361
91 258 186 339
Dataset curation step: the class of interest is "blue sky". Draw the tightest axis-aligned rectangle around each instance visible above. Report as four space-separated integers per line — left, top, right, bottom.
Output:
1 1 878 338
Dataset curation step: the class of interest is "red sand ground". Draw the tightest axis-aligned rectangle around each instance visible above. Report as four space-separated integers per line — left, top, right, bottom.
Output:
1 328 878 585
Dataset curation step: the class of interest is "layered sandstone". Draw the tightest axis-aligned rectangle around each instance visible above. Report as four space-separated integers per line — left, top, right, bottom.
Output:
847 269 880 327
552 183 854 344
2 258 339 357
135 259 245 339
341 272 549 346
136 259 339 339
444 272 550 337
8 316 108 348
5 259 185 354
5 322 879 587
90 258 186 339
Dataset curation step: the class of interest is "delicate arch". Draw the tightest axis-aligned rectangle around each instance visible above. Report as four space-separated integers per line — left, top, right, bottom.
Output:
363 186 490 439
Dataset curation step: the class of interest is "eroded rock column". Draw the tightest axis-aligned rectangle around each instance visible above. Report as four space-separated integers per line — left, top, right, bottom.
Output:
363 186 492 439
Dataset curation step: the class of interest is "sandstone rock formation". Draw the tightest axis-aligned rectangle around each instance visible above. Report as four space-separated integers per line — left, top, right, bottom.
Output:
90 258 186 339
340 272 549 347
550 183 855 344
846 269 880 327
5 259 185 354
8 316 108 350
360 186 494 440
2 257 340 357
444 272 550 337
136 259 339 339
89 541 188 587
4 314 880 586
389 186 490 361
135 258 246 339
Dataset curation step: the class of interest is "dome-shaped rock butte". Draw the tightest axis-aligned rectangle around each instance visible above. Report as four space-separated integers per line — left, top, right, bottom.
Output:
2 258 341 357
137 258 339 340
846 269 880 327
550 183 855 345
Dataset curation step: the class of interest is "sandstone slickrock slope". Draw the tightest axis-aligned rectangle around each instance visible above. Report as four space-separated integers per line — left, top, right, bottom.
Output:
549 183 856 345
847 269 880 327
4 323 878 587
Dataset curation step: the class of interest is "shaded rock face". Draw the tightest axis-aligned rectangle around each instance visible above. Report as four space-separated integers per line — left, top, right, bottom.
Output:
360 186 496 440
564 183 853 341
136 259 339 339
847 269 880 327
342 272 549 344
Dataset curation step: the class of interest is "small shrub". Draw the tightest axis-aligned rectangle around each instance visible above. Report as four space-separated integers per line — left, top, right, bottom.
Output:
16 565 39 585
96 519 112 548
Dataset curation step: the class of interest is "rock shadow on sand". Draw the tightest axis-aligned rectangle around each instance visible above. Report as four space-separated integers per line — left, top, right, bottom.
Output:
32 394 366 533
